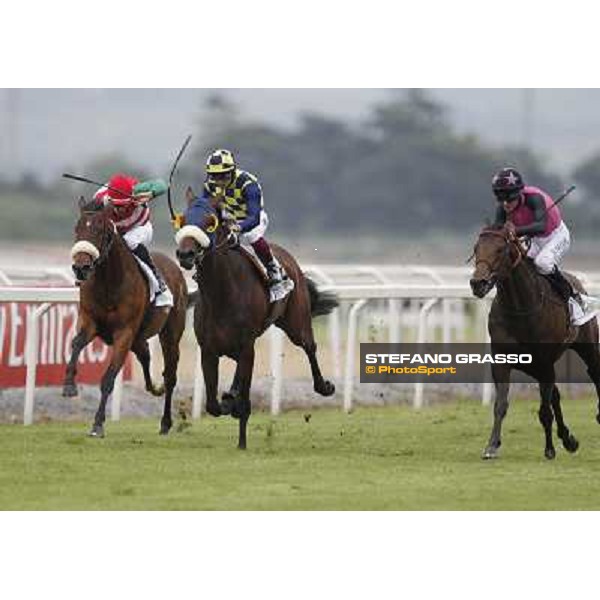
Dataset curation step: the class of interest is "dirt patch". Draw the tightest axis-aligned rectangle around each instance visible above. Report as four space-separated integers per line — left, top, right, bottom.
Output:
3 377 590 424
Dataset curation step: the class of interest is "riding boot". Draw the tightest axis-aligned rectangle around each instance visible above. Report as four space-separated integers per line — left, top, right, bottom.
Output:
545 267 575 304
265 257 295 302
252 238 281 285
132 244 168 294
250 237 293 301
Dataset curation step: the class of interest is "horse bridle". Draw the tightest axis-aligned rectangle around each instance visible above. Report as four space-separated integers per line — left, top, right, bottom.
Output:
81 211 116 269
474 228 528 280
191 214 238 270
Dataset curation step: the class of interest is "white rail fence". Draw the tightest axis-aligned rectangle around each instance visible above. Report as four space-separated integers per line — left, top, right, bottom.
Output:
3 263 600 426
0 282 487 425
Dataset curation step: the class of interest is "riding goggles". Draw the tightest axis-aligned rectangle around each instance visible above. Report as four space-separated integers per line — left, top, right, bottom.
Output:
494 190 521 203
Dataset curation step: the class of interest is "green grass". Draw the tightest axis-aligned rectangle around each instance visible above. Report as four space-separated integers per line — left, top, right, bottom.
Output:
3 399 600 510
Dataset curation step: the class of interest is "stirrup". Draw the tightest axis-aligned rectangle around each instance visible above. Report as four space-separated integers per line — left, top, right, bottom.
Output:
269 278 294 302
268 272 283 286
266 261 283 285
569 296 600 326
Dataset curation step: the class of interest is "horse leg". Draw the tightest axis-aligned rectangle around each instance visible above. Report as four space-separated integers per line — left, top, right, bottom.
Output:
221 367 241 416
90 330 133 438
157 323 182 435
233 345 255 450
482 365 511 459
572 342 600 424
62 318 96 397
131 339 164 397
277 320 335 397
202 350 222 417
275 277 335 396
306 339 335 396
549 385 579 453
538 381 556 460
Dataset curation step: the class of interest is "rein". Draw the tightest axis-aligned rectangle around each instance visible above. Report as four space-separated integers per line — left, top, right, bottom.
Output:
193 214 237 271
476 228 545 316
81 211 116 269
474 229 525 276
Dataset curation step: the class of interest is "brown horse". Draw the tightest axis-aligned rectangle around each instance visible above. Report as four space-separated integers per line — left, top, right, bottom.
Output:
470 224 600 459
174 199 337 449
64 201 192 437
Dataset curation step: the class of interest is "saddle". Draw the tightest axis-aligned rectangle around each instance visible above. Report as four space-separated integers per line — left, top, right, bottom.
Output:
238 243 294 299
238 244 271 283
236 243 293 322
540 267 595 340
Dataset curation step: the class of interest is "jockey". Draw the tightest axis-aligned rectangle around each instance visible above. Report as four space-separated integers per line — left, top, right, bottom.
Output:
93 173 168 295
187 148 293 302
492 167 595 325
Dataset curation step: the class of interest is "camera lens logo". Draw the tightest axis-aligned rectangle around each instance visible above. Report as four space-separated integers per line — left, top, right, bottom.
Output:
365 365 376 374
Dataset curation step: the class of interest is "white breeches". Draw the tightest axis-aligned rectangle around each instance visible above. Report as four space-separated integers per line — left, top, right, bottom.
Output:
527 221 570 275
122 222 153 250
240 211 269 245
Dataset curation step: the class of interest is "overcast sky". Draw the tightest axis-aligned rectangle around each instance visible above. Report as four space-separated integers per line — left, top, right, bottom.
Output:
3 89 600 182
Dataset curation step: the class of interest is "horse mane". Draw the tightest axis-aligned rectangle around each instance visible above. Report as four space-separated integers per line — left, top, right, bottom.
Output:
187 196 217 218
78 196 103 213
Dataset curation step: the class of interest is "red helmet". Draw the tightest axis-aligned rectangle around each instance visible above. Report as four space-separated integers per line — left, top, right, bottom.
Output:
107 173 138 206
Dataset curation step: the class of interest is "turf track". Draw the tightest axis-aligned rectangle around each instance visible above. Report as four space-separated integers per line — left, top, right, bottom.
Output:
3 399 600 510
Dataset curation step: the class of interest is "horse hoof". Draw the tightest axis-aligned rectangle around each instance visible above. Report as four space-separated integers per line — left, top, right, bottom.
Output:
316 380 335 397
206 402 222 417
545 447 556 460
596 413 600 425
221 391 243 420
221 392 236 416
149 384 165 397
159 422 172 435
563 435 579 453
88 426 105 438
482 447 499 460
62 384 78 397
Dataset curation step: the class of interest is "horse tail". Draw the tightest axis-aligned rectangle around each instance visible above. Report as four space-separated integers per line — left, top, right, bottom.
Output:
187 290 201 309
305 277 339 317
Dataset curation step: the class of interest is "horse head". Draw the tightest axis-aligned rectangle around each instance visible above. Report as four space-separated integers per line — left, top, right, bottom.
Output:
175 197 221 270
70 201 115 282
469 225 526 298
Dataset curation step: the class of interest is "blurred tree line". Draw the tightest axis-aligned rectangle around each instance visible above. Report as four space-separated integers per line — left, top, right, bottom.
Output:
179 90 563 236
0 154 152 241
3 89 600 242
